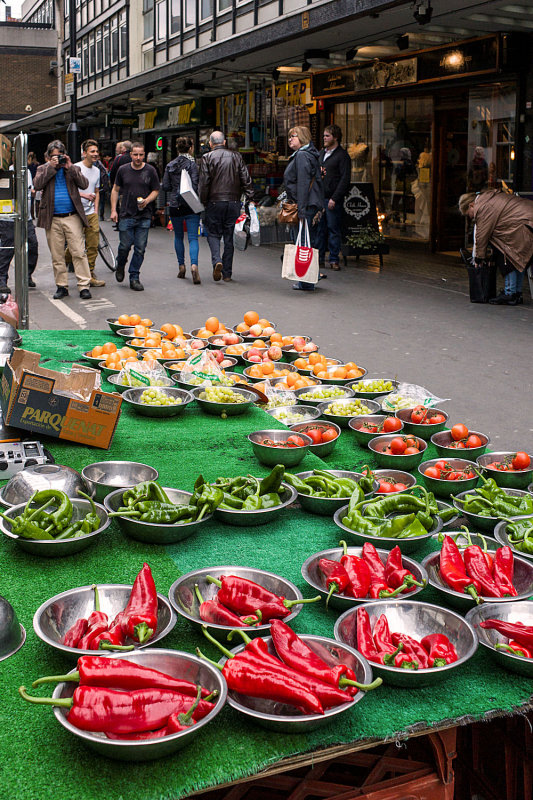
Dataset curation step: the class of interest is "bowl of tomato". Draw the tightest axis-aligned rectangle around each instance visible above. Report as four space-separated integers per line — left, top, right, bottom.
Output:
476 451 533 490
289 421 341 458
371 469 417 495
349 415 403 446
368 435 427 470
418 458 479 497
431 425 489 462
395 407 449 440
248 430 313 467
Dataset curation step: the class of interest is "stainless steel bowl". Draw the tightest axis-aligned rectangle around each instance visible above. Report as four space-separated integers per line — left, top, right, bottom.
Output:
371 469 417 495
293 470 378 516
0 498 109 557
81 351 106 367
333 504 441 554
33 585 176 660
51 649 226 760
248 429 312 467
116 327 165 340
289 421 341 458
168 566 304 642
418 458 479 497
452 488 532 532
192 386 256 416
431 430 489 462
476 452 533 489
98 360 122 379
106 317 128 334
241 349 269 366
223 635 373 732
466 601 533 678
104 487 211 544
214 483 297 526
318 398 380 429
317 365 368 386
0 595 25 661
368 434 427 470
349 415 404 446
170 371 242 390
107 374 174 393
395 408 449 440
0 464 87 509
265 404 321 426
243 363 298 381
493 516 533 561
293 385 354 407
348 378 399 400
122 386 194 417
302 546 427 610
422 538 533 611
334 600 477 687
81 461 159 503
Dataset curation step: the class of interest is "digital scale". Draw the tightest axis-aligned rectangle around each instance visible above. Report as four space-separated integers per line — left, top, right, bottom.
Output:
0 441 48 477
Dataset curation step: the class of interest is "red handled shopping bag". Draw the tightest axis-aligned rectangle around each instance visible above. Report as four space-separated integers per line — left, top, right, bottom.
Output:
281 220 319 283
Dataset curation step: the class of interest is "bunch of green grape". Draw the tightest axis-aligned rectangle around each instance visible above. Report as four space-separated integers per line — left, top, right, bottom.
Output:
265 396 294 409
325 399 373 416
199 387 246 403
355 379 393 393
272 409 306 423
121 376 168 387
183 375 234 387
299 387 348 401
139 388 183 406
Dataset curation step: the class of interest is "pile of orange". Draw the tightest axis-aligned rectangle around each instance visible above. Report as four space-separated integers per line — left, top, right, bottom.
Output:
141 340 192 361
194 317 233 339
269 334 313 349
254 373 318 393
295 355 365 380
224 343 249 356
128 330 164 349
245 363 295 379
88 343 139 370
116 314 153 328
235 311 275 336
160 323 185 340
293 353 339 373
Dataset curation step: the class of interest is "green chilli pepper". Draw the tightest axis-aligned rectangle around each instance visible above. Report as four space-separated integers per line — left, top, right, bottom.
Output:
259 464 285 496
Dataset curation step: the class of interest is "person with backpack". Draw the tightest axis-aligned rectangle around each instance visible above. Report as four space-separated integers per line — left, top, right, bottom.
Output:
162 137 201 284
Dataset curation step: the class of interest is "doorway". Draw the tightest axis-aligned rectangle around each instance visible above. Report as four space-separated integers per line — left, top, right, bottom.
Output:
433 93 469 252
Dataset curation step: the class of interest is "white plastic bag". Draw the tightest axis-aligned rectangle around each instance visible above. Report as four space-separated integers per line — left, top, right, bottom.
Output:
233 212 249 251
381 383 449 413
180 349 225 385
117 359 168 388
249 205 260 247
263 379 296 410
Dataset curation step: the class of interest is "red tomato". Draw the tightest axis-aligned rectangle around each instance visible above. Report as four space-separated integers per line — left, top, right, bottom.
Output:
383 416 402 433
428 414 446 425
451 423 469 441
512 451 531 470
403 436 419 450
446 471 459 481
305 428 323 445
287 435 306 448
435 460 447 471
425 467 441 479
393 482 407 492
410 405 426 424
466 434 482 449
377 480 394 493
390 437 407 455
404 446 419 455
321 427 338 443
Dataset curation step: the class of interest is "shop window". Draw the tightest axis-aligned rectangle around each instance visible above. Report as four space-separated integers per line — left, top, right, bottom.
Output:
201 0 213 18
170 0 180 33
467 84 516 192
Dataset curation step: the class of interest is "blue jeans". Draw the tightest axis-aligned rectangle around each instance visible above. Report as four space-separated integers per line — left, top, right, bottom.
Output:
117 217 151 281
504 269 524 295
318 201 343 264
170 213 200 266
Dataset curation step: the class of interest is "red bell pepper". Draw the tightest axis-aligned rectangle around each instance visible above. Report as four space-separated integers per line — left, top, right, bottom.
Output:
121 563 158 643
63 618 88 648
439 536 482 603
495 640 533 658
463 546 503 597
492 547 517 597
77 585 110 650
391 632 429 668
194 584 261 627
384 546 424 593
206 575 320 622
420 633 458 667
318 557 351 607
480 619 533 649
339 541 371 599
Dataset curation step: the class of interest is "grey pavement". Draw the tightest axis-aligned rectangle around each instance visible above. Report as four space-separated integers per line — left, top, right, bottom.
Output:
18 220 533 452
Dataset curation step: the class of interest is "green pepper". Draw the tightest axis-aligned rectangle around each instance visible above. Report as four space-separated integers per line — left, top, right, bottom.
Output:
396 516 430 539
56 521 84 539
242 494 262 510
139 505 196 524
513 534 533 554
283 473 312 494
364 493 426 518
0 510 55 540
507 518 533 541
416 510 434 531
195 486 224 520
341 509 386 535
493 496 527 517
358 466 376 495
258 492 281 509
376 513 416 538
438 507 457 524
31 489 72 532
123 481 170 507
259 464 285 495
348 484 365 513
218 492 244 510
77 490 101 533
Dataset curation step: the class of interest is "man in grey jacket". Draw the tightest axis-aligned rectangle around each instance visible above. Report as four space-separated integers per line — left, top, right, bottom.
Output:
198 131 254 282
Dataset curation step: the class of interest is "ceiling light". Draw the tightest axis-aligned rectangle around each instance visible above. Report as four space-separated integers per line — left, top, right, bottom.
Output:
413 0 433 25
304 50 330 67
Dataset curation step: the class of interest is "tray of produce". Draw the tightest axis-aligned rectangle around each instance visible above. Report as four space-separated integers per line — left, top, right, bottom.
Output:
452 476 533 531
284 469 377 516
466 601 533 678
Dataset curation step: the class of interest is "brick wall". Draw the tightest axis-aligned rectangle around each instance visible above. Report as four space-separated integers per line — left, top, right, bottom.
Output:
0 52 58 118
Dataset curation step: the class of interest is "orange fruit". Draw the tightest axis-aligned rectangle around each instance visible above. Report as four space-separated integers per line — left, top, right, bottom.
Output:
91 345 104 357
101 342 117 354
258 318 270 327
308 352 321 366
105 353 120 367
293 358 307 370
133 325 147 337
252 339 266 348
117 314 130 326
128 314 141 326
196 328 210 338
161 323 177 340
293 379 306 389
121 347 136 357
140 318 153 328
261 361 275 375
205 317 219 333
130 338 142 346
236 322 249 333
125 356 138 363
270 333 282 343
249 365 262 378
316 370 328 379
144 338 159 348
285 373 297 387
312 364 323 376
243 311 259 327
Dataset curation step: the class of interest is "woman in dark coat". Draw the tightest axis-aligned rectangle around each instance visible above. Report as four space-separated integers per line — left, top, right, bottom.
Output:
162 136 201 284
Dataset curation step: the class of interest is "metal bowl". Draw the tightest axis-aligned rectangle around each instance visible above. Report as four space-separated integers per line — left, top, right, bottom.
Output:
0 498 109 557
528 483 533 495
104 487 211 544
0 464 87 509
33 585 176 661
349 378 399 400
121 387 194 417
368 434 427 470
116 327 165 340
107 374 174 394
243 362 298 381
214 483 297 526
316 365 368 386
81 351 106 367
318 398 380 429
97 360 124 379
293 385 354 407
349 415 404 446
293 470 378 516
190 326 233 338
295 357 342 375
288 421 341 458
465 601 533 678
422 538 533 611
302 546 427 610
192 386 256 416
207 334 244 349
81 461 159 503
395 408 449 440
51 649 225 760
418 458 479 497
476 452 533 489
371 469 417 495
241 349 270 367
223 635 372 732
431 430 490 462
168 566 304 642
265 404 321 426
0 595 25 661
452 488 533 532
106 317 129 334
248 429 312 467
334 600 477 687
333 504 441 554
493 516 533 562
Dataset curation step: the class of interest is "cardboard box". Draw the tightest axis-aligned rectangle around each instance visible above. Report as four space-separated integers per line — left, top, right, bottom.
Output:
0 135 12 172
0 350 122 449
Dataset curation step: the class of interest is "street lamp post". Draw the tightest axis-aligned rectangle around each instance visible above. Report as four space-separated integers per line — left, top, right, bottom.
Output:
67 0 80 159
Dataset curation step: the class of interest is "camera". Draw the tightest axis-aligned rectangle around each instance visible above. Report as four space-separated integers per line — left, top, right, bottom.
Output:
57 155 67 165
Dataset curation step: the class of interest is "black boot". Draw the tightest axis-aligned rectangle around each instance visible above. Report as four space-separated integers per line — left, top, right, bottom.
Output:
506 292 523 306
488 291 513 305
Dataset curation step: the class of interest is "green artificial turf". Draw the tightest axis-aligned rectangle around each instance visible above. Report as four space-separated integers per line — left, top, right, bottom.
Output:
0 329 531 800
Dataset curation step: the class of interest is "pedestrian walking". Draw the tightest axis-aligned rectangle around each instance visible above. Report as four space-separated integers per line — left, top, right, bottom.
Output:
33 139 92 300
198 130 254 282
283 125 324 291
110 141 132 230
0 162 38 291
96 155 111 221
317 124 351 271
459 189 533 305
110 142 160 292
162 136 201 284
65 139 106 287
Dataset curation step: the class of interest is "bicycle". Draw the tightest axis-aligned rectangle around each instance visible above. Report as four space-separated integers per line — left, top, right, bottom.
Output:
98 226 116 272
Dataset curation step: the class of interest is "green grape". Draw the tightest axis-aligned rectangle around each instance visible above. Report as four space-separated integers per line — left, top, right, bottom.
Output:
265 397 294 409
325 399 372 417
199 387 247 404
272 409 306 424
355 379 393 393
299 387 348 401
139 388 182 406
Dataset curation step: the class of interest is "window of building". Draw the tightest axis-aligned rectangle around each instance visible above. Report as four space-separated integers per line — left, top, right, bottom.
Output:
185 0 196 26
111 19 119 64
143 49 154 70
201 0 213 19
89 33 95 75
103 22 110 67
218 0 231 11
120 14 127 60
143 0 154 40
82 39 89 79
170 0 180 33
96 30 102 72
156 1 167 41
95 0 101 16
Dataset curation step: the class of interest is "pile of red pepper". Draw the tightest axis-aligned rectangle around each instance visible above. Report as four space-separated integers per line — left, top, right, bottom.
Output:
480 619 533 659
20 656 218 738
319 542 425 607
198 618 381 715
62 563 159 649
438 535 517 602
356 607 458 669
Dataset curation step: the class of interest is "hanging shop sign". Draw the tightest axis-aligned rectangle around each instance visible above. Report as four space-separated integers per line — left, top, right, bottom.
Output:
138 110 158 131
313 59 417 99
106 115 138 127
166 100 198 128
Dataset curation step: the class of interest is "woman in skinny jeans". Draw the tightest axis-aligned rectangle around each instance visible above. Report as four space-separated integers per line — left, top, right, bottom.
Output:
162 137 201 284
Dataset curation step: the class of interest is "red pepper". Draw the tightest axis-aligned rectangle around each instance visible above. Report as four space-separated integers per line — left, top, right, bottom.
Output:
88 631 135 652
463 546 503 597
356 607 381 663
392 652 419 669
63 618 88 648
106 728 168 740
439 536 482 602
77 585 110 650
368 580 407 599
105 686 205 740
420 633 458 667
372 614 416 668
495 640 533 658
107 611 127 643
121 563 158 643
391 632 429 668
31 655 213 698
194 584 261 627
318 557 351 607
492 547 517 597
206 575 319 622
384 546 424 593
361 542 387 583
339 541 371 598
480 619 533 649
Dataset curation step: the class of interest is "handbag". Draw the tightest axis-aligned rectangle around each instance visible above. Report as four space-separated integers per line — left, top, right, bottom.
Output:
179 169 204 213
281 220 319 284
277 177 316 224
466 261 497 303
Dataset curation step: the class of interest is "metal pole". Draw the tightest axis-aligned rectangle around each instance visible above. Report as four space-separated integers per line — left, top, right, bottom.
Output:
67 0 80 159
245 77 250 149
13 133 29 330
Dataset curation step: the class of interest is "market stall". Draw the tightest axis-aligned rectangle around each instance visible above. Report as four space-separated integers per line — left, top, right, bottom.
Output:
1 326 532 800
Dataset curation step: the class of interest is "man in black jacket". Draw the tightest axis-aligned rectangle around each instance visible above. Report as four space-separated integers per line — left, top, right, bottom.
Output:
198 131 254 282
318 125 351 270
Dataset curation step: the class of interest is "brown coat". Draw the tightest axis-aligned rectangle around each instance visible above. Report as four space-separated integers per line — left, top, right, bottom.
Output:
474 189 533 272
34 162 89 230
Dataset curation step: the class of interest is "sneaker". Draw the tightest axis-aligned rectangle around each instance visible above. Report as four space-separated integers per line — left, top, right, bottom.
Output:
79 289 92 300
130 279 144 291
53 286 68 299
213 262 223 282
116 263 125 282
90 276 106 287
177 264 186 279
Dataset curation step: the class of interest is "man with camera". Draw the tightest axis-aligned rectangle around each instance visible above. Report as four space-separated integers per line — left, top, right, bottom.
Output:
34 140 92 299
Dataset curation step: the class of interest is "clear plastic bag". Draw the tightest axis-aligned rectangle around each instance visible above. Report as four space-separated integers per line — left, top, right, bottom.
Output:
263 379 297 410
117 359 168 388
381 382 449 413
180 349 225 385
